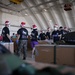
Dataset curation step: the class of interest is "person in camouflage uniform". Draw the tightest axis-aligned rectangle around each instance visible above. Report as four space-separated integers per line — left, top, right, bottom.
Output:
17 22 28 60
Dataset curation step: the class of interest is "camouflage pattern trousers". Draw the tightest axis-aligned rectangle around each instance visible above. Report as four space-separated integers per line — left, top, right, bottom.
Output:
17 40 27 59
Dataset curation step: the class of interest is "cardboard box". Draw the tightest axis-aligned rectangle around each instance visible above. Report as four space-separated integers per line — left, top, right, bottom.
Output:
9 43 14 53
35 45 54 64
38 40 50 44
0 42 14 54
56 45 75 66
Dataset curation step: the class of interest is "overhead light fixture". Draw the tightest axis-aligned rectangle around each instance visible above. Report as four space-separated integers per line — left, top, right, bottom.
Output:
64 3 72 11
10 0 24 4
44 9 47 11
49 20 52 21
25 14 28 15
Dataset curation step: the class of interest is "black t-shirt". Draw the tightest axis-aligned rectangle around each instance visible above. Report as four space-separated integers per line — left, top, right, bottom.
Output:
2 27 10 42
39 33 46 40
17 28 28 40
52 30 60 37
31 29 38 41
52 30 60 42
46 32 50 39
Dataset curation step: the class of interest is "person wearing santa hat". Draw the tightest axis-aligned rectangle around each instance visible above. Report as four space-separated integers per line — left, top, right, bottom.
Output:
1 21 11 42
16 22 28 60
31 25 38 59
63 27 69 35
45 27 51 40
60 26 69 40
39 30 46 40
52 24 60 43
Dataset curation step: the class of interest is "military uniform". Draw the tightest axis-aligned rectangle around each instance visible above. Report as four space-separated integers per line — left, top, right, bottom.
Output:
17 27 28 60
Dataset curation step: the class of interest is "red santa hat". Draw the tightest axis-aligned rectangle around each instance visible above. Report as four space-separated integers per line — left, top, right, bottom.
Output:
54 24 58 28
47 27 50 32
64 26 67 29
40 30 42 33
33 25 37 29
20 22 26 27
47 27 50 29
5 21 10 25
64 26 68 30
47 27 50 30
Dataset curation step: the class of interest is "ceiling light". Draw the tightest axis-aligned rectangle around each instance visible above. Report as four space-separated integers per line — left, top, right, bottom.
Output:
25 14 28 15
49 20 52 21
44 9 47 11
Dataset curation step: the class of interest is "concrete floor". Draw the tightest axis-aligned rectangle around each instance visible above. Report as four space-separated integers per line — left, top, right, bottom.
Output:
26 50 35 61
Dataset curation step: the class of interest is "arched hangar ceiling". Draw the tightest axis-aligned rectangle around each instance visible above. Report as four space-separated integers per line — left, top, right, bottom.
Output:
0 0 75 31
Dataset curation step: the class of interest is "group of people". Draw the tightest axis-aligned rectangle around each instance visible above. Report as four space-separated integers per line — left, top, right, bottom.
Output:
38 25 70 43
1 21 39 60
39 28 51 40
1 20 70 60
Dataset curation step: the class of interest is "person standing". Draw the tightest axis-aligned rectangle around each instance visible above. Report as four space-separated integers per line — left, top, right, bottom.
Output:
46 27 50 40
17 22 28 60
63 27 69 35
1 21 11 42
39 30 46 40
31 25 38 58
11 33 16 38
52 25 60 43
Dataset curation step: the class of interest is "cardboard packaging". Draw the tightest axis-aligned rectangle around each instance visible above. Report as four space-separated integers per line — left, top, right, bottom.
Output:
0 42 14 54
35 44 75 66
56 45 75 66
35 45 54 64
38 40 50 44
